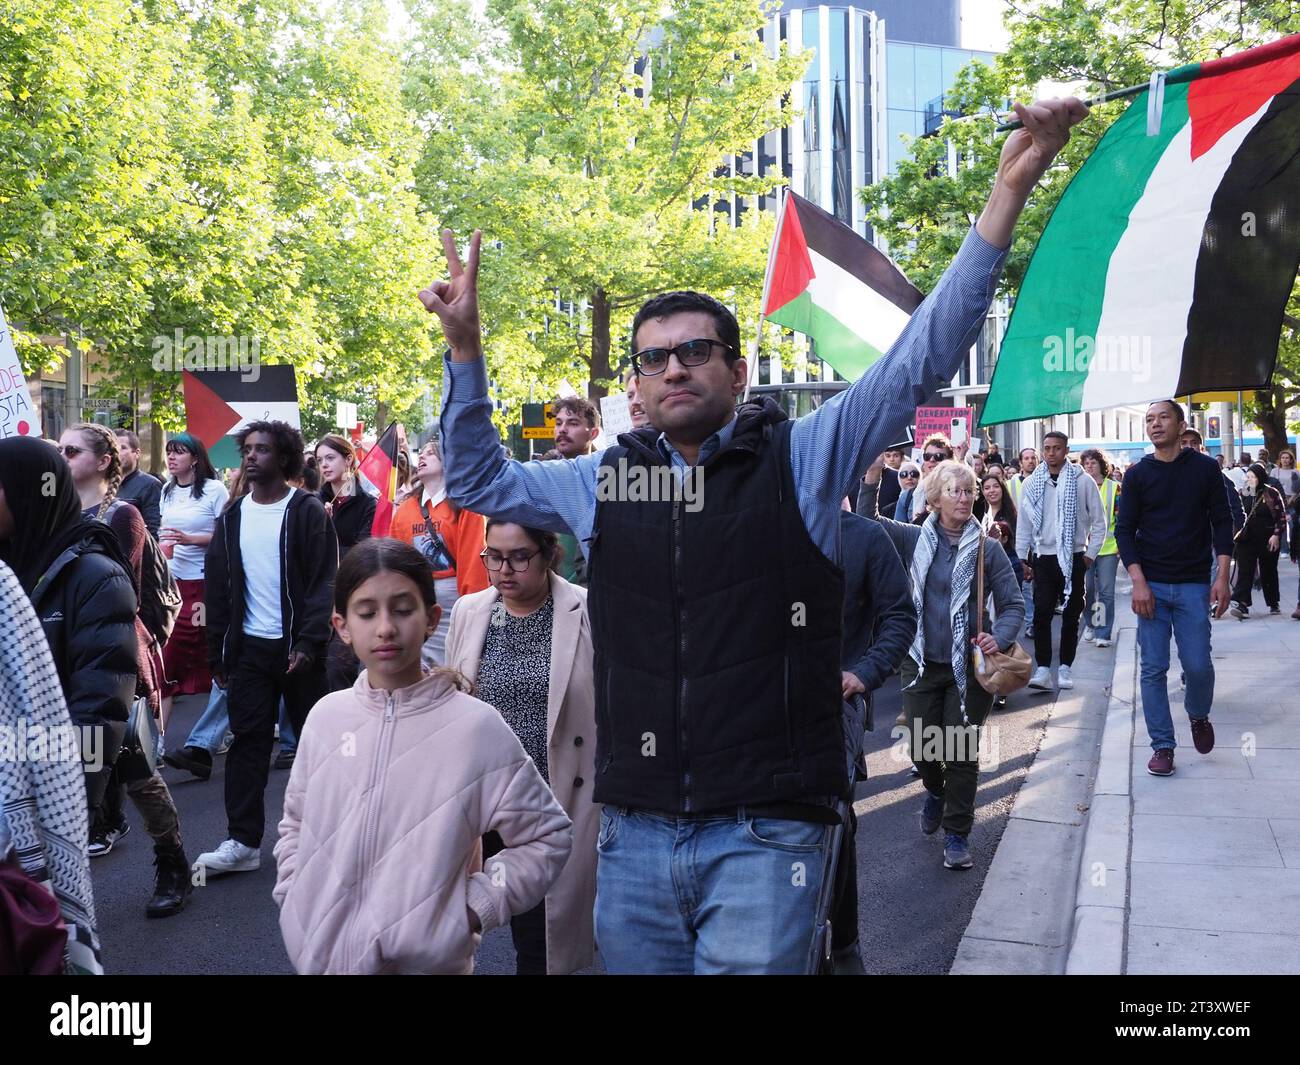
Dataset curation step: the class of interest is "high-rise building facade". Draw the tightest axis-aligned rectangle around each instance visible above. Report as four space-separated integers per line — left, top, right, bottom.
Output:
730 2 998 390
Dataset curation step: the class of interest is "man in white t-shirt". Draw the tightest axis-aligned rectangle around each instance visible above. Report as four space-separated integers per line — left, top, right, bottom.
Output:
196 421 338 876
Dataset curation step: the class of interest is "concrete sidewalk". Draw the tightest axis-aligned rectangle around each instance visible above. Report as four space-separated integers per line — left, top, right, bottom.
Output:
1068 583 1300 975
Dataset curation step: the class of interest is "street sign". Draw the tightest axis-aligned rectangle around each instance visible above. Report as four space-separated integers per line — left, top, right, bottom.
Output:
82 398 121 411
522 402 556 431
523 427 555 440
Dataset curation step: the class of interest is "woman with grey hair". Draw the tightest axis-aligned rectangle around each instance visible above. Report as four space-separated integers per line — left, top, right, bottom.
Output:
860 457 1025 871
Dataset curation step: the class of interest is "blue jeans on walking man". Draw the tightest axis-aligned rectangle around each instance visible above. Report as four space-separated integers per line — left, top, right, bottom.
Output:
185 685 296 755
594 807 831 974
1084 553 1119 640
1136 581 1215 751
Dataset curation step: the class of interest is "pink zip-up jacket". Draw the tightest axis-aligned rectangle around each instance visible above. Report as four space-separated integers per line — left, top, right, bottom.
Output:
273 670 573 974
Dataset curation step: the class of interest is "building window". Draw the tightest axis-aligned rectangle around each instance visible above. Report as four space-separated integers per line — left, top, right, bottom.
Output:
802 9 820 202
829 10 850 223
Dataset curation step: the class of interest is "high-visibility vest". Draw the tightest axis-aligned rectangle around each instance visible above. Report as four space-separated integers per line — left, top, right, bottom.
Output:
1098 477 1119 556
1009 475 1025 504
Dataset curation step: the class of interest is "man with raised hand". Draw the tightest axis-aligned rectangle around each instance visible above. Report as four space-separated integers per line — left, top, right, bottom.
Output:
420 97 1086 975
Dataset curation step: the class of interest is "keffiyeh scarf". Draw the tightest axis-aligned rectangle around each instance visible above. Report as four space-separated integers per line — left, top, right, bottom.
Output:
905 515 982 723
0 560 103 975
1024 461 1079 601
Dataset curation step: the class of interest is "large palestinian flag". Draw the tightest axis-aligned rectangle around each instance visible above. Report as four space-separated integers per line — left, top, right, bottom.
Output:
763 190 923 379
983 34 1300 425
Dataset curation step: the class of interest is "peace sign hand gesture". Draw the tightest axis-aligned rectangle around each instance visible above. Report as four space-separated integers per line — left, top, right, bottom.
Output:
419 228 483 361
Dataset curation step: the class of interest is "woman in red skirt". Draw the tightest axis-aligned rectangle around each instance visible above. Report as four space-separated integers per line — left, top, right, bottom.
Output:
158 433 229 732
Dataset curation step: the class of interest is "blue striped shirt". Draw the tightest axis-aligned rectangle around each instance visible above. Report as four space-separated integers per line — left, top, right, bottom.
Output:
440 225 1007 565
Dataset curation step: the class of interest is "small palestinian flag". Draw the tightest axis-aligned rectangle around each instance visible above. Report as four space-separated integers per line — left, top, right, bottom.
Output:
358 422 406 537
182 366 300 468
763 190 923 379
983 34 1300 425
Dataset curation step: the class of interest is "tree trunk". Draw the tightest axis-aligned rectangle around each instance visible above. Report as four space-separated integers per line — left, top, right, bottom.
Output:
589 287 612 404
1254 384 1291 461
375 399 389 436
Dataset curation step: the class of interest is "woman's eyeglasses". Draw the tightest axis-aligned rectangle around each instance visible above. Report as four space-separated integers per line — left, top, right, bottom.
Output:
480 549 541 573
899 471 919 480
58 445 85 458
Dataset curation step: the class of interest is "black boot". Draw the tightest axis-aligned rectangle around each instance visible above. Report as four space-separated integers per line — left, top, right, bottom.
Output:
146 842 192 919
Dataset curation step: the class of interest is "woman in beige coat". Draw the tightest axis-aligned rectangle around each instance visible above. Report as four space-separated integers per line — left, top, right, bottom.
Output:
446 520 598 975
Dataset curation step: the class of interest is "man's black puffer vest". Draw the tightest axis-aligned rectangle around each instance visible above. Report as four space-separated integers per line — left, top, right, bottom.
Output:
587 398 847 813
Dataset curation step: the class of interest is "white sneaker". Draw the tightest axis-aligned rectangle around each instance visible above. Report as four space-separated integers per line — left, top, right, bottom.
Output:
1083 627 1095 643
1028 666 1053 690
196 839 260 874
1094 638 1111 648
1058 665 1074 689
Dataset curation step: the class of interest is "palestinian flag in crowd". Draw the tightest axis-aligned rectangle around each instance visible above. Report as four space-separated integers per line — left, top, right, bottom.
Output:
182 366 300 468
983 34 1300 425
763 190 924 379
358 422 406 537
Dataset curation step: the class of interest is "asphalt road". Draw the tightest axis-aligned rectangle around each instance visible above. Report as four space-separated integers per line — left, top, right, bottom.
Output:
93 643 1064 975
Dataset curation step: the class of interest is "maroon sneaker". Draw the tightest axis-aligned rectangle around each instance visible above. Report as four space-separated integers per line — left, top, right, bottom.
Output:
1147 749 1175 776
1191 718 1215 754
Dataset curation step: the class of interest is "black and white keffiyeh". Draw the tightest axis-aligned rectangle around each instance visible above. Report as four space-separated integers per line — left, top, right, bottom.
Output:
904 515 982 723
0 559 102 975
1024 460 1079 601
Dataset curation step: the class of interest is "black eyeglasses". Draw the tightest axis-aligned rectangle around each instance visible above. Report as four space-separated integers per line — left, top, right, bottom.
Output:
923 452 947 462
480 549 541 573
900 471 919 479
59 444 85 458
631 338 734 377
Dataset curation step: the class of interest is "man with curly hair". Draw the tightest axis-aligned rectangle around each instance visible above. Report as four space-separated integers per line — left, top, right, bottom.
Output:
196 421 338 875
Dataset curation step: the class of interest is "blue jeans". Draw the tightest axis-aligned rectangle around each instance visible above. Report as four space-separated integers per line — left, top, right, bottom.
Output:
1021 579 1035 626
186 684 229 753
1085 553 1119 639
186 686 294 753
278 702 297 754
1137 582 1215 751
594 807 831 974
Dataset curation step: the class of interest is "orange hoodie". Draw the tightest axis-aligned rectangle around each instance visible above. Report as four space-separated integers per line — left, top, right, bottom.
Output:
390 491 490 597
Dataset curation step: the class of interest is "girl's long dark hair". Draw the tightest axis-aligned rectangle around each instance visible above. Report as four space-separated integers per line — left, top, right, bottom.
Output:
163 434 219 500
975 471 1017 527
333 537 470 691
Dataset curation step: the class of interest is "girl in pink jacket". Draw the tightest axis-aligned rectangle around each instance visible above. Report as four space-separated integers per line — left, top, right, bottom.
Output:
273 538 573 974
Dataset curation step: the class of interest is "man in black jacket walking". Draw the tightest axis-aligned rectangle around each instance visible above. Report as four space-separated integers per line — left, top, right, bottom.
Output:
1116 402 1233 778
114 430 163 538
196 421 337 875
830 508 916 973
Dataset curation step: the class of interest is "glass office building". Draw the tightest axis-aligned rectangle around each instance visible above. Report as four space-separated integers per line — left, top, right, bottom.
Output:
735 1 998 389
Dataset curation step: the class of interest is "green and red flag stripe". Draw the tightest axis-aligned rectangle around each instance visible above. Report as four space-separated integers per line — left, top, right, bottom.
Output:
983 33 1300 425
762 190 923 380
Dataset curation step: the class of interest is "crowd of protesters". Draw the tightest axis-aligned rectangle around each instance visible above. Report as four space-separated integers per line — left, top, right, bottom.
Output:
3 93 1294 976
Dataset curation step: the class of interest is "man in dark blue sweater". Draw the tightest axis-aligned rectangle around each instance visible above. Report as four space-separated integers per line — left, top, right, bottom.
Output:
830 507 917 973
1115 401 1234 778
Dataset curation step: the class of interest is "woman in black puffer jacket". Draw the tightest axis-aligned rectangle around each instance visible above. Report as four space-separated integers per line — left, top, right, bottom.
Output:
0 436 138 813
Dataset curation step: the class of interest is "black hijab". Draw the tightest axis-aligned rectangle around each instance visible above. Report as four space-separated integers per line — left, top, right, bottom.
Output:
0 436 130 596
